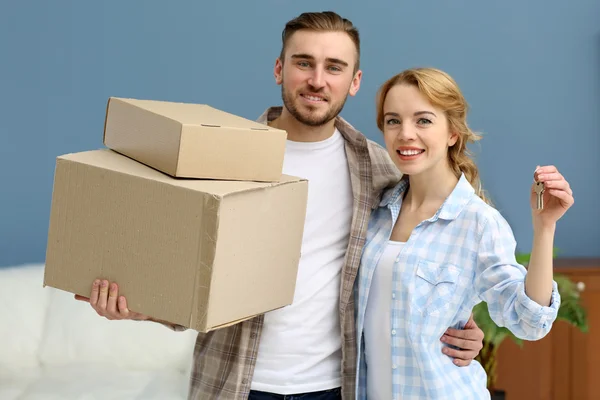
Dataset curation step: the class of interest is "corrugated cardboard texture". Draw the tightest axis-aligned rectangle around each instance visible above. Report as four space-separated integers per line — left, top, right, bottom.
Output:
44 149 308 332
103 97 288 182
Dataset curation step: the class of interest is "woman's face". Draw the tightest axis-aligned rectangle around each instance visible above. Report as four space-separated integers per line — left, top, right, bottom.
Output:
381 83 458 177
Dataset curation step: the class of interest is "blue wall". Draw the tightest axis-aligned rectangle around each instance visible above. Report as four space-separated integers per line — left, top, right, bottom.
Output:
1 0 598 267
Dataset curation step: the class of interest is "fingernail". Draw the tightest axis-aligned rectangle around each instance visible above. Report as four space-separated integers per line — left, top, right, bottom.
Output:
93 280 99 287
101 280 108 288
440 336 446 342
442 348 448 354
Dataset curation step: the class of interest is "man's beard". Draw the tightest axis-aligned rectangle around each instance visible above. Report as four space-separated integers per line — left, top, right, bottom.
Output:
281 84 349 127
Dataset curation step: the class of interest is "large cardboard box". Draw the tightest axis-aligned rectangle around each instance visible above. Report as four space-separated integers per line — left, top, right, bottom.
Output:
44 149 308 332
103 97 288 182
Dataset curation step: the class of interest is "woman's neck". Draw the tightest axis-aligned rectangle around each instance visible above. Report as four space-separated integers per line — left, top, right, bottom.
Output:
403 164 459 212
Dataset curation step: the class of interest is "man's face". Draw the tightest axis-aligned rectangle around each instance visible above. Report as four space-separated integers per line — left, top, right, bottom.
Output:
274 30 362 127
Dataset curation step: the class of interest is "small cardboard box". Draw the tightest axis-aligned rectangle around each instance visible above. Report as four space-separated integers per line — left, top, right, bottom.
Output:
103 97 288 182
44 149 308 332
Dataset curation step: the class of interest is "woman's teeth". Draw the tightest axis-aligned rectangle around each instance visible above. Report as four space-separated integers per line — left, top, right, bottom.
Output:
398 149 424 156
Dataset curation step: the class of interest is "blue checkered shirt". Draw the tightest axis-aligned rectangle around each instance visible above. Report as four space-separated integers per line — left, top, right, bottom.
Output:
355 173 560 400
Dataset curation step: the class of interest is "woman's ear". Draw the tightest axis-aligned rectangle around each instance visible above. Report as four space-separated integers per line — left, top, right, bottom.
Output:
448 131 459 147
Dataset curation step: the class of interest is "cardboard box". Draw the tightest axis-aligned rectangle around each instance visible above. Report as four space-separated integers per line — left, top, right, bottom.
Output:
44 149 308 332
102 97 288 182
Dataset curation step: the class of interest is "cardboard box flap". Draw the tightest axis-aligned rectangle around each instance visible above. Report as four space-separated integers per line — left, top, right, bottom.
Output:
107 97 282 132
174 174 306 197
58 150 304 197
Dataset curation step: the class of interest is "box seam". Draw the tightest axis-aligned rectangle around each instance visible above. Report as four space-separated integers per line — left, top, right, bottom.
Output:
190 193 220 331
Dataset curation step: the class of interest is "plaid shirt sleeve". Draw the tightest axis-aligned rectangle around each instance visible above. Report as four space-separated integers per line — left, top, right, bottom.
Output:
475 210 561 340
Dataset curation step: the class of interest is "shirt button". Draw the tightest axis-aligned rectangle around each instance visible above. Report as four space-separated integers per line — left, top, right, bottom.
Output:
392 293 396 299
392 365 397 370
392 330 396 335
242 379 248 384
395 257 400 262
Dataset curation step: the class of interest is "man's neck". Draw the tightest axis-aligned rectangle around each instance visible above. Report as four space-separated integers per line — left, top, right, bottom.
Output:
270 108 337 143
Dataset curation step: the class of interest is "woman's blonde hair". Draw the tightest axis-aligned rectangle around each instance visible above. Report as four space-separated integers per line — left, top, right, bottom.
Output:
376 67 491 204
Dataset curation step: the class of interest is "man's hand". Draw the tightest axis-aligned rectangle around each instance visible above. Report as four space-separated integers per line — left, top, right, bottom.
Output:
440 313 484 366
74 279 149 321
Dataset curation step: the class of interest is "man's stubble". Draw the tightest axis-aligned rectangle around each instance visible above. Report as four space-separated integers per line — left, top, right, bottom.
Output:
280 73 351 127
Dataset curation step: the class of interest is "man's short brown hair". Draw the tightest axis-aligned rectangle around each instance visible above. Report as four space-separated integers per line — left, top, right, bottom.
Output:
280 11 361 72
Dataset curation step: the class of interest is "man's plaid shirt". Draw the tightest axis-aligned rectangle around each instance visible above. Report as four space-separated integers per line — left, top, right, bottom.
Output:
171 106 401 400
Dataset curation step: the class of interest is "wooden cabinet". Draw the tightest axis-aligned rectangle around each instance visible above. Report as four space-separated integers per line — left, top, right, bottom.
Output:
494 258 600 400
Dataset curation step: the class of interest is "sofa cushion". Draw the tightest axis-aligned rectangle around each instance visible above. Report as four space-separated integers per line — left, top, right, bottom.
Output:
38 283 197 372
0 365 189 400
0 264 50 371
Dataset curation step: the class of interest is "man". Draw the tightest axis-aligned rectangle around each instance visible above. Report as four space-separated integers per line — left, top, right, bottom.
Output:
76 11 485 400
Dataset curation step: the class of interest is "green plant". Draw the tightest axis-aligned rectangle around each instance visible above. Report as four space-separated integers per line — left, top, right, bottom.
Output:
473 250 588 392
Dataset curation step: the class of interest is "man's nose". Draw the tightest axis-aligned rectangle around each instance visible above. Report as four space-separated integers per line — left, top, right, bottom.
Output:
307 69 325 89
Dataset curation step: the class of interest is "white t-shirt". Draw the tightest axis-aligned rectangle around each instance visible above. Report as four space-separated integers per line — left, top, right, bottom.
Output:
363 240 405 400
251 128 353 394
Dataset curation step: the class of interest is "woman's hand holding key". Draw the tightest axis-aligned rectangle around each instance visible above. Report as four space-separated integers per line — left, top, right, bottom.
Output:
531 165 574 228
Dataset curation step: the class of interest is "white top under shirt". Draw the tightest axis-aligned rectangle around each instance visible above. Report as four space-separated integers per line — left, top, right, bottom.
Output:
251 128 353 394
364 240 405 400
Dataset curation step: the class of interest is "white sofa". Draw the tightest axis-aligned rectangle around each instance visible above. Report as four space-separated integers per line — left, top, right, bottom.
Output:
0 263 198 400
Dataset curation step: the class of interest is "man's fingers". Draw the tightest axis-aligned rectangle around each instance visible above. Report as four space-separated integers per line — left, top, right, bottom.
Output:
441 333 482 351
443 328 470 340
106 283 119 314
445 327 484 341
443 346 478 361
89 279 100 306
462 314 476 329
97 280 109 310
442 335 468 350
74 294 89 302
118 296 130 317
78 279 145 322
452 357 472 367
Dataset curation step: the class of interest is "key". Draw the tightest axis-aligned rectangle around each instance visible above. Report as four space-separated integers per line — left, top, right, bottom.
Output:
534 181 545 210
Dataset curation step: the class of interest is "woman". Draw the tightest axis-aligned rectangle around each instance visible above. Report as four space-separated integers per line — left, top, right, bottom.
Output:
355 67 574 399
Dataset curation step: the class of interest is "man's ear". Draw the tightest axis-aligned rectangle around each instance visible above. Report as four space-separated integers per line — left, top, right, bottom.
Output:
348 69 362 97
274 58 283 85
